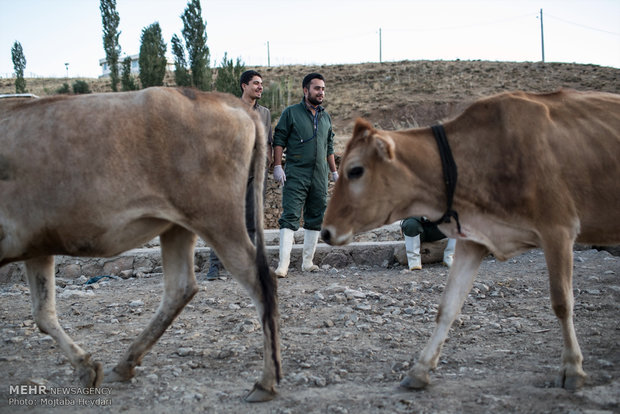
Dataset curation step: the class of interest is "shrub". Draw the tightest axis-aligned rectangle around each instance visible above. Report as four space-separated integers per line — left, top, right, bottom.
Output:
56 83 71 94
262 78 294 120
72 80 91 94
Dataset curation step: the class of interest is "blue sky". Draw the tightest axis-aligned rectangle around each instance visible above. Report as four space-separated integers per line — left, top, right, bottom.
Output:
1 0 619 78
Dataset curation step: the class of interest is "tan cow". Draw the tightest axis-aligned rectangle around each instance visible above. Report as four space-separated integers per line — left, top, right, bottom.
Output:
0 87 281 402
321 89 620 391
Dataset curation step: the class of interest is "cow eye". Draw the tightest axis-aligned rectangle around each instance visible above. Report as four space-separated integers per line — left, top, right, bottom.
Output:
347 166 364 180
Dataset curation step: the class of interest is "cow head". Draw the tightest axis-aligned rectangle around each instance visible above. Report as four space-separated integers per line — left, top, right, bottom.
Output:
322 118 440 245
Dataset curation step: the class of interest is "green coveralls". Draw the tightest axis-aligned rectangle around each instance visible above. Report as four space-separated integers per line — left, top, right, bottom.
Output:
274 99 334 231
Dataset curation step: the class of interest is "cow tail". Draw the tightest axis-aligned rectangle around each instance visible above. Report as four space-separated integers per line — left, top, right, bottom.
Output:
251 114 282 383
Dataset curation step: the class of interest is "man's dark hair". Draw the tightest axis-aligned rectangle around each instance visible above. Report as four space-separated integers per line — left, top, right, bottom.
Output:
302 73 324 89
240 70 262 93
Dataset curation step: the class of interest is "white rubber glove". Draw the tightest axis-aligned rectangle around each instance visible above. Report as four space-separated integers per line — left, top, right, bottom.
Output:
331 171 339 182
273 165 286 185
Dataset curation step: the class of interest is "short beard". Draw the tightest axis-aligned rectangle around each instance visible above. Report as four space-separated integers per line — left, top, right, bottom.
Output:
307 95 322 106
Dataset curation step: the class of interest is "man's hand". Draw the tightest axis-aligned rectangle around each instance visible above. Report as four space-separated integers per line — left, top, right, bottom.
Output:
273 165 286 185
331 171 339 182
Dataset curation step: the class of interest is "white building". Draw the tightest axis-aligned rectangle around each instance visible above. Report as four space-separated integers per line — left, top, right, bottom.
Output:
99 54 175 78
99 54 139 78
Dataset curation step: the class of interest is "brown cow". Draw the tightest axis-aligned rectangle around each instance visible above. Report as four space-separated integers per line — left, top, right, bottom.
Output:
321 89 620 391
0 87 281 402
0 93 39 110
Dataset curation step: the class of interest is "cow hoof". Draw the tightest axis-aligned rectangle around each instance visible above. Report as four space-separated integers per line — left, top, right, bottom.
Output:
103 366 133 383
77 361 104 387
244 383 277 402
400 373 429 390
555 371 586 390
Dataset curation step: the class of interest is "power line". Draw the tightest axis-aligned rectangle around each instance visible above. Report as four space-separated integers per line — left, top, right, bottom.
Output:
545 13 620 37
213 10 620 69
386 13 533 33
275 30 376 47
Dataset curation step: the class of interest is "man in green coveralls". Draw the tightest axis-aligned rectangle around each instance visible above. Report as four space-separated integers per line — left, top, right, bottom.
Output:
401 216 456 270
272 73 338 278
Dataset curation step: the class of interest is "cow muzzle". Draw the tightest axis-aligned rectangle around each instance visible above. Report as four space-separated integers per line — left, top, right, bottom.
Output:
320 226 353 246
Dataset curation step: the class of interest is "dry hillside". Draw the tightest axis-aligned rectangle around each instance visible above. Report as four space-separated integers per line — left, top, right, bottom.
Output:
259 60 620 151
2 59 619 152
2 60 619 227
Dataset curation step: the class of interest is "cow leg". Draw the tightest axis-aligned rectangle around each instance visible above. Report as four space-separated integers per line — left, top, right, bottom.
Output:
105 225 198 382
542 233 586 390
25 256 103 387
401 241 487 389
210 235 281 402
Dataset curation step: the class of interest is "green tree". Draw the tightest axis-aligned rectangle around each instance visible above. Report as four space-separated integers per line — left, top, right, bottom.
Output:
11 41 27 93
139 22 167 88
171 34 191 87
100 0 121 92
180 0 210 90
214 53 245 96
121 57 138 91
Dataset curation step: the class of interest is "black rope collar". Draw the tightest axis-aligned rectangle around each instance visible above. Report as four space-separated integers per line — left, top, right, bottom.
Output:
430 124 462 235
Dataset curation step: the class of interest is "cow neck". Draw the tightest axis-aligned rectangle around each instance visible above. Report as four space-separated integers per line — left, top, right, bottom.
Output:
430 124 463 235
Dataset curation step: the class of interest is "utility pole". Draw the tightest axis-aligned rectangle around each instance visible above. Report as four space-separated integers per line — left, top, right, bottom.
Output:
379 28 382 63
540 9 545 62
65 62 69 78
267 41 270 67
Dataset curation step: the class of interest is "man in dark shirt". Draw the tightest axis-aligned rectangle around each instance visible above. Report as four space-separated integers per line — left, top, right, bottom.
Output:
206 70 273 280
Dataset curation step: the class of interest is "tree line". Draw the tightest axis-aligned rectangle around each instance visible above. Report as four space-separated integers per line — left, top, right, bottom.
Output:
100 0 244 94
9 0 248 97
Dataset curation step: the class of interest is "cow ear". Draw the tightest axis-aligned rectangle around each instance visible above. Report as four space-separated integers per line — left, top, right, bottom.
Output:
374 133 395 160
351 118 394 160
352 118 374 140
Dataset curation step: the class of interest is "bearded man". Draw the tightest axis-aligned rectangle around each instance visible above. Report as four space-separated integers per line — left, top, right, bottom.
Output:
272 73 338 278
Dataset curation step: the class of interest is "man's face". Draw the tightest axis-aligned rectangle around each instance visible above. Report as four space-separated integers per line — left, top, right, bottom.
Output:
304 78 325 106
242 75 263 100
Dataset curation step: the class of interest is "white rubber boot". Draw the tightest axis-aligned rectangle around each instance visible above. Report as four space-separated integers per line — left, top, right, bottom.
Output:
302 229 320 272
405 235 422 270
275 228 294 278
443 238 456 268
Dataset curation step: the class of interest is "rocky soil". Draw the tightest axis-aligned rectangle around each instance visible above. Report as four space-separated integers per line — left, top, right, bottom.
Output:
0 248 618 413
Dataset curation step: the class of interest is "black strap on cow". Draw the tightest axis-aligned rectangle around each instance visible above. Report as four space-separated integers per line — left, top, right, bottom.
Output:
430 124 463 235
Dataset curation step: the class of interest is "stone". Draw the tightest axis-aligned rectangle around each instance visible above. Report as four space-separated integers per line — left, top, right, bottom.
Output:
59 263 82 278
177 347 193 357
321 250 350 268
103 256 134 276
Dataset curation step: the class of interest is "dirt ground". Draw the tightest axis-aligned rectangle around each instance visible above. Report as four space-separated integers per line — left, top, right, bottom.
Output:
0 247 618 414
